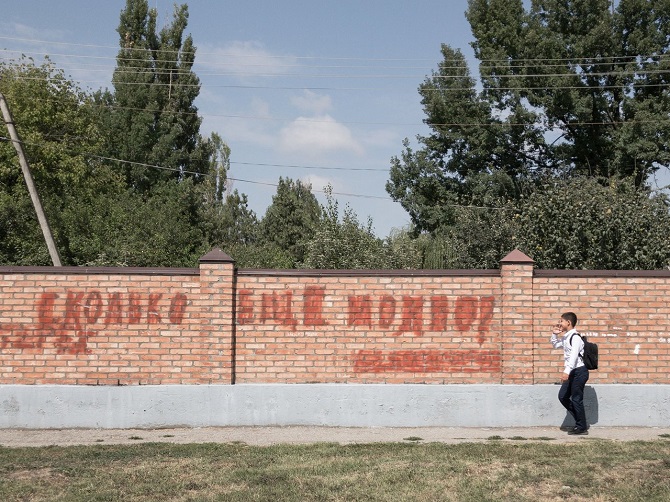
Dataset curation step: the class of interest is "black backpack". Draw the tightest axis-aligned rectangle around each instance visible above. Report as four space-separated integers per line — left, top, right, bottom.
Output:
571 333 598 370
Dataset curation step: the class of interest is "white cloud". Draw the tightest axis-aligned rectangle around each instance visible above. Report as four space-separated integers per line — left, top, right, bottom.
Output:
197 40 297 78
5 22 66 41
278 115 364 156
197 89 276 148
291 90 332 114
301 174 337 194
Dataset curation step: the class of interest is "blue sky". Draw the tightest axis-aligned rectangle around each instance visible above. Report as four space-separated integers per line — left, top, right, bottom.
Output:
1 0 480 237
4 1 667 238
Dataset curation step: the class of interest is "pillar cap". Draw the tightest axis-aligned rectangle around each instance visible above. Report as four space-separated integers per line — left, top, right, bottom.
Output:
199 248 235 264
500 249 534 264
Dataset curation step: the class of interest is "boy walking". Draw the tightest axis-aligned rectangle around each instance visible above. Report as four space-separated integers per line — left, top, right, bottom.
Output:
550 312 589 435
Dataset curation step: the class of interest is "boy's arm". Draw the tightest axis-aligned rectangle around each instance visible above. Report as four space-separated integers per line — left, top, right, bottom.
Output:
550 333 563 348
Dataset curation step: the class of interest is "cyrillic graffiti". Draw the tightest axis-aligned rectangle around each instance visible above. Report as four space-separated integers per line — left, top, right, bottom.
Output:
36 291 188 328
237 287 498 375
1 291 188 354
353 349 501 373
0 323 91 355
238 286 328 328
237 288 495 337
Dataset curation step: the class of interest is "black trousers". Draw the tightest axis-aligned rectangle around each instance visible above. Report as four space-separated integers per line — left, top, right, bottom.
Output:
558 366 589 430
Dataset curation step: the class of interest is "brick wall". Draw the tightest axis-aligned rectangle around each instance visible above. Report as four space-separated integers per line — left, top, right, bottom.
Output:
1 249 669 385
235 271 501 384
533 270 670 384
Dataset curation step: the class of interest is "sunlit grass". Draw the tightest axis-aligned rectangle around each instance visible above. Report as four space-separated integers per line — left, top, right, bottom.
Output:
1 440 669 501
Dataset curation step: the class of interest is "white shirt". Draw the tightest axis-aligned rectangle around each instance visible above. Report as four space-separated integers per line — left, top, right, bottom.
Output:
550 328 585 375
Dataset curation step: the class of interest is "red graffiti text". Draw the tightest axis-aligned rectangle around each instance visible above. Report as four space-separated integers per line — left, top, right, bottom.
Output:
352 349 501 374
1 291 189 354
238 288 495 337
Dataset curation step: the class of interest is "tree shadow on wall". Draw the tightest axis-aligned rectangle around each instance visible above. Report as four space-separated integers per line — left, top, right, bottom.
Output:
560 386 599 429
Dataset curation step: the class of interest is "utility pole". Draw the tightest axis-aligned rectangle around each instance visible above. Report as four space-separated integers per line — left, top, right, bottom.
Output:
0 93 62 266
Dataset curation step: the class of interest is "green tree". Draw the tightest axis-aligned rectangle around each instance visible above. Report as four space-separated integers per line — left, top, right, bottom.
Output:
388 0 670 236
260 177 322 267
304 187 387 269
382 228 424 269
516 177 670 269
0 57 105 265
206 191 257 247
468 0 670 183
71 178 209 267
0 56 214 267
96 0 214 192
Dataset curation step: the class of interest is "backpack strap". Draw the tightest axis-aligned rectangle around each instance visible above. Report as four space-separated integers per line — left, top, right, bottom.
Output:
570 332 584 358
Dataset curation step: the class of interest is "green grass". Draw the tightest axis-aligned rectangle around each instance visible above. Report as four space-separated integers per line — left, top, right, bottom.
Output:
1 441 670 501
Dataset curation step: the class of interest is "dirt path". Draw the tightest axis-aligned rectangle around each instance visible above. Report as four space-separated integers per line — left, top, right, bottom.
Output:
1 426 669 447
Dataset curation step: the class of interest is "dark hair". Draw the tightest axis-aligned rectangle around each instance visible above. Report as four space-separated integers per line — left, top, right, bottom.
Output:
562 312 578 327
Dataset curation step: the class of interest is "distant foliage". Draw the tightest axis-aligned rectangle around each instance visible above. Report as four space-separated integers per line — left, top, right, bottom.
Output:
303 187 387 269
260 178 321 267
387 0 670 270
516 178 670 270
2 1 670 271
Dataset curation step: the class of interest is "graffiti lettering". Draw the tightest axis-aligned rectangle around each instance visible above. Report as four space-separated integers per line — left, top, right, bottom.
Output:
0 324 42 350
0 323 92 355
429 296 449 331
238 287 329 328
237 290 254 324
348 295 373 327
397 296 423 336
261 291 297 329
168 294 188 324
2 291 189 354
303 286 328 327
37 291 188 328
352 349 501 373
379 295 396 329
238 289 495 336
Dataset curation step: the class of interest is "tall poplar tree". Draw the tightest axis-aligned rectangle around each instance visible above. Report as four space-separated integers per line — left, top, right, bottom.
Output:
99 0 214 192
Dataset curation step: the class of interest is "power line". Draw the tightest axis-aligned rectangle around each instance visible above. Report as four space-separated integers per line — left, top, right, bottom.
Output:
5 61 669 95
80 155 396 201
4 35 670 67
2 134 667 210
4 47 670 81
2 39 669 204
0 136 396 202
5 94 670 131
232 161 388 172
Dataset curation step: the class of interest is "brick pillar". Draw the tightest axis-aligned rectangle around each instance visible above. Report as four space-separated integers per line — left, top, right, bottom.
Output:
198 248 236 384
500 249 535 384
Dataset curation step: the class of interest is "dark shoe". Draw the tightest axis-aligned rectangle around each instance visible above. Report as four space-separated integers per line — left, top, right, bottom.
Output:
567 428 589 435
559 425 572 431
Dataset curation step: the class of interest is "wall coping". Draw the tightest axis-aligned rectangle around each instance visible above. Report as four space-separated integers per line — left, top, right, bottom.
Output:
535 269 670 278
0 266 199 276
2 266 669 278
237 269 500 277
1 245 668 278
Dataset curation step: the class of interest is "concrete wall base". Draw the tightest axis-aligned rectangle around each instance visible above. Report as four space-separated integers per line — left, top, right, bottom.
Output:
1 384 669 429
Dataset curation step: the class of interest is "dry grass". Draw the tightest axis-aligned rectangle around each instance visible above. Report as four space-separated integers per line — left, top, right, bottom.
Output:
1 439 669 501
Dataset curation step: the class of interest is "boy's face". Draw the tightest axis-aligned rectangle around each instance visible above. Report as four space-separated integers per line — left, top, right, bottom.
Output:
558 317 572 332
